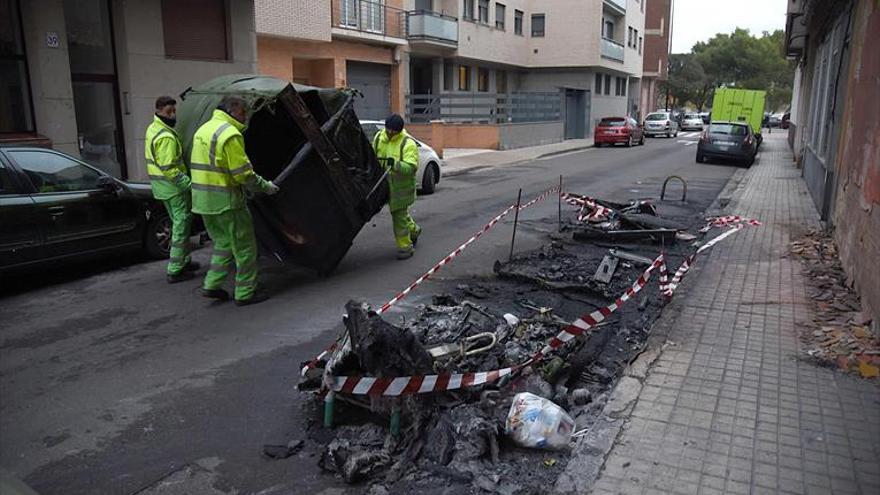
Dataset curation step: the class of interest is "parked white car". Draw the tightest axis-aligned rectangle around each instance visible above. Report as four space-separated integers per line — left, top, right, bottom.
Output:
643 112 680 137
681 113 705 131
360 120 443 194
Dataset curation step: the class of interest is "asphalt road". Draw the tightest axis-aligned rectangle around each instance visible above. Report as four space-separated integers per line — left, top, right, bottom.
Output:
0 133 738 494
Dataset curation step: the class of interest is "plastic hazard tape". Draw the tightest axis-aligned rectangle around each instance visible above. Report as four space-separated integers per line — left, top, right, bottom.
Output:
328 367 515 396
659 224 751 297
561 193 613 222
301 185 560 377
699 215 762 233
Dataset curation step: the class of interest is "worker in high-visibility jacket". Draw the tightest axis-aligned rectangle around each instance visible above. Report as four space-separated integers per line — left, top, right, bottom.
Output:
190 96 279 306
145 96 199 283
372 114 421 259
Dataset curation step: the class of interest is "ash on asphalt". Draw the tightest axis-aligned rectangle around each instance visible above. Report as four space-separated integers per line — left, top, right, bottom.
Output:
295 196 717 494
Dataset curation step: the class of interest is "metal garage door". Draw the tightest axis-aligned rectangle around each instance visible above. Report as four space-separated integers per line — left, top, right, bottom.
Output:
347 61 391 120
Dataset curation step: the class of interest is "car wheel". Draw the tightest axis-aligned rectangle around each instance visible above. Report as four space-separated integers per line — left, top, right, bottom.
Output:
145 211 171 259
421 162 437 194
625 135 633 147
696 152 705 163
595 142 603 148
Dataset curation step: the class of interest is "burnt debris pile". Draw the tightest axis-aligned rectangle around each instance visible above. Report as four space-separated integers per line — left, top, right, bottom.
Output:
298 193 713 494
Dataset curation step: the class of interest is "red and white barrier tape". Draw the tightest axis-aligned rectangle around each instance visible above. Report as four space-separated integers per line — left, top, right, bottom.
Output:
301 185 560 377
660 224 749 297
699 215 762 233
561 193 613 222
328 367 516 396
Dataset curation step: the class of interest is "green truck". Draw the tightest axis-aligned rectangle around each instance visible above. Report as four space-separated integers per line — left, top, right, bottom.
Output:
710 88 767 143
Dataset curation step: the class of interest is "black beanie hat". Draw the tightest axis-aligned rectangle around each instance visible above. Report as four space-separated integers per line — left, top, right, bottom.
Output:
385 113 404 132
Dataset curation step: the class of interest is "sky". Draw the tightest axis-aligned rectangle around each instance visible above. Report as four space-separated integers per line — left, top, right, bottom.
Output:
671 0 788 53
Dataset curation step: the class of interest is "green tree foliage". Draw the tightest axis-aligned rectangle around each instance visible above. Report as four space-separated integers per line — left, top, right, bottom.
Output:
663 28 795 112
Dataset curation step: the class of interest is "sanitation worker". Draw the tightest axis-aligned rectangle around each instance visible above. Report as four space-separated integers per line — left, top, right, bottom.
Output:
145 96 199 283
372 113 421 259
190 96 279 306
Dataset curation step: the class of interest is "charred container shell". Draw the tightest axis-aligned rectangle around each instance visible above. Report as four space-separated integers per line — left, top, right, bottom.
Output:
176 75 389 274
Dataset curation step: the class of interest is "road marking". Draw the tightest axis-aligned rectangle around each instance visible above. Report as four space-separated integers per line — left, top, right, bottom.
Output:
676 140 698 146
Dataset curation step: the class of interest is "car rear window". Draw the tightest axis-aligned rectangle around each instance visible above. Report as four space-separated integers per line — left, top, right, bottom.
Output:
599 118 626 127
685 114 700 119
709 124 748 136
645 113 668 121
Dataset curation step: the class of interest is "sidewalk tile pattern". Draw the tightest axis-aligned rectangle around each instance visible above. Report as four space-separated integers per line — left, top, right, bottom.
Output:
590 136 880 495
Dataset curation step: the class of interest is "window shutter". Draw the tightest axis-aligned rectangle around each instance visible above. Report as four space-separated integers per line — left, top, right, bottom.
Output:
161 0 228 61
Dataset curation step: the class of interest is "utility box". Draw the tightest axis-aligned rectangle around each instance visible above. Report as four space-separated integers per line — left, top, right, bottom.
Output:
710 88 767 139
176 75 388 275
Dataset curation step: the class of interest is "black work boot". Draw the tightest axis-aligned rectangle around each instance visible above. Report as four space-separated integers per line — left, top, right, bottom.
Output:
397 246 415 260
235 291 270 307
167 271 195 284
411 226 422 247
201 287 230 301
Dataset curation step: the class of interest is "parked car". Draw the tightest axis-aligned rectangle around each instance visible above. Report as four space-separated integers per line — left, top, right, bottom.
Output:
593 117 645 147
0 146 183 273
696 122 758 166
681 113 705 131
643 112 680 137
360 120 443 194
768 113 784 128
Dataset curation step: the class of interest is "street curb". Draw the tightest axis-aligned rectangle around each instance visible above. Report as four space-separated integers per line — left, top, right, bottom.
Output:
442 145 595 179
534 145 595 160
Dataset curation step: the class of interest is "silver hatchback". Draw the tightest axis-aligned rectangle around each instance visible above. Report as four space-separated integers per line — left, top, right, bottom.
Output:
643 112 680 137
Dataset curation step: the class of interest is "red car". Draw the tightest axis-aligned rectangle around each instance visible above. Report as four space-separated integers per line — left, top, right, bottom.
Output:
594 117 645 147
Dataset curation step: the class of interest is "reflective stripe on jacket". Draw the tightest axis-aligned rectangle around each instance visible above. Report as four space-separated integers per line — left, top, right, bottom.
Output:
372 129 419 211
190 109 273 215
145 116 189 200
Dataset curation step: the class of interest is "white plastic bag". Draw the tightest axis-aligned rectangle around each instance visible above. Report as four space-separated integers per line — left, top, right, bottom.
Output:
505 392 575 450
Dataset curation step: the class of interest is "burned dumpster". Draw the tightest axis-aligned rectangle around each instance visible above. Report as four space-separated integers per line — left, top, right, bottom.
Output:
176 75 388 275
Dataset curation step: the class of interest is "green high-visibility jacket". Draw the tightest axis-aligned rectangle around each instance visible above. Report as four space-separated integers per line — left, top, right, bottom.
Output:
372 129 419 211
145 115 190 200
190 109 273 215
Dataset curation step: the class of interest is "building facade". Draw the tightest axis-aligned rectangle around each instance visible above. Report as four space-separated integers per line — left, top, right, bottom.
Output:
405 0 646 138
785 0 880 328
1 0 257 181
638 0 672 116
255 0 408 120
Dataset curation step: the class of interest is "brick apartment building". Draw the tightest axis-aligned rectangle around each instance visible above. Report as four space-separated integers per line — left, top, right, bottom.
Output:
638 0 672 115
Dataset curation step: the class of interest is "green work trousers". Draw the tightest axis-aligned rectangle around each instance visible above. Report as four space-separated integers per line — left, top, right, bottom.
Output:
391 207 420 249
202 208 259 301
163 193 193 275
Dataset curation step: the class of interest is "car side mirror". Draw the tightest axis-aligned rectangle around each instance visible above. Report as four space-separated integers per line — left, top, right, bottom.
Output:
97 175 118 193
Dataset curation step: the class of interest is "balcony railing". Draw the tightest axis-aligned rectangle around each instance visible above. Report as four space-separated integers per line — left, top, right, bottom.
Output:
406 92 562 124
601 37 625 62
407 10 458 45
331 0 407 39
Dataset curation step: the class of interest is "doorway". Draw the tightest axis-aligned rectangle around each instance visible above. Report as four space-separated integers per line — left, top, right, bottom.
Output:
564 89 587 139
63 0 126 178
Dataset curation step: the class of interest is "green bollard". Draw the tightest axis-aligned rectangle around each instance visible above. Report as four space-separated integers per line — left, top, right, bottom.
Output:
323 391 335 428
390 405 401 436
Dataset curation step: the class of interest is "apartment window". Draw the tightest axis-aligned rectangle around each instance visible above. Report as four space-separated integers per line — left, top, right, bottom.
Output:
634 29 639 48
604 74 611 95
463 0 475 20
458 65 471 90
477 68 489 92
514 9 523 35
604 20 614 39
595 73 602 94
0 0 35 133
615 77 626 96
162 0 228 60
531 14 545 37
627 27 633 47
478 0 489 23
638 36 643 54
495 3 506 30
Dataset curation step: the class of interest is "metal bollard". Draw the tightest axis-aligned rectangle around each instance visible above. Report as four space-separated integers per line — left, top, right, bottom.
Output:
660 175 687 201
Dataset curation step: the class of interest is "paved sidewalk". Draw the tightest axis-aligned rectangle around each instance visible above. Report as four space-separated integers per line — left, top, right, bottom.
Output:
590 134 880 495
442 138 593 176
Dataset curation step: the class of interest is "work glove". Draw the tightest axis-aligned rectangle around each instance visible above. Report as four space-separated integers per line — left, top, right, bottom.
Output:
266 181 280 196
383 157 395 172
